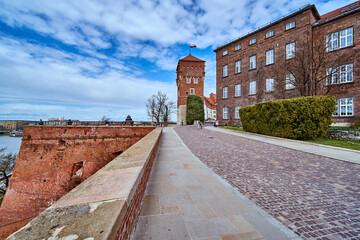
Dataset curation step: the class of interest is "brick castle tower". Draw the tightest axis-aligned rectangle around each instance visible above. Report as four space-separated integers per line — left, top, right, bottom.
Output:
176 55 205 125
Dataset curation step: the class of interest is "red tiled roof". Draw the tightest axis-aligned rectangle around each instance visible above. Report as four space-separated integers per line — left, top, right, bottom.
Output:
205 94 216 106
319 1 360 22
179 54 205 62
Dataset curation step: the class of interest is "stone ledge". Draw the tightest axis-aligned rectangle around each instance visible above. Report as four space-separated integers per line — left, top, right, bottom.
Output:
7 127 162 240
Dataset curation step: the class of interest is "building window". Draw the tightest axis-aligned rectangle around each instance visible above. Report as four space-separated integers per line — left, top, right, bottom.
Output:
335 98 354 116
327 27 353 51
249 38 256 45
235 106 241 119
194 77 198 84
286 42 295 59
235 60 241 73
266 78 274 92
326 63 353 85
249 81 256 95
235 44 241 51
235 84 241 97
266 30 274 38
285 21 295 30
266 49 274 65
223 87 228 99
223 107 228 119
223 50 228 56
190 88 195 95
249 55 256 69
286 74 295 89
223 65 228 77
186 77 191 84
340 27 353 48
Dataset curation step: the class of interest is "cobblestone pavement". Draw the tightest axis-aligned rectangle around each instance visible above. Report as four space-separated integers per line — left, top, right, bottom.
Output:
174 126 360 240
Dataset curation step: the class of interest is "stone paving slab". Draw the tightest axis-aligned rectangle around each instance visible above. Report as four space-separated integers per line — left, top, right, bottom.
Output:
174 126 360 240
132 127 295 240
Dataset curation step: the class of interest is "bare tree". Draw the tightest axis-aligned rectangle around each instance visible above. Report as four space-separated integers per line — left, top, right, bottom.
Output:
101 115 111 124
146 91 174 126
0 148 17 195
276 31 354 96
162 100 175 126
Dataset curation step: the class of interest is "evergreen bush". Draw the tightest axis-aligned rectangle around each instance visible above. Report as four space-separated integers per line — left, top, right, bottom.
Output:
239 96 336 140
186 95 204 125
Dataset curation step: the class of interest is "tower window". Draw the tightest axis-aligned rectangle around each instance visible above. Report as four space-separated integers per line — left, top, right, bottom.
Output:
190 88 195 95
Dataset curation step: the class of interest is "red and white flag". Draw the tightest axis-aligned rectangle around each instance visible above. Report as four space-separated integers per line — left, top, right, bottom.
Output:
190 44 196 48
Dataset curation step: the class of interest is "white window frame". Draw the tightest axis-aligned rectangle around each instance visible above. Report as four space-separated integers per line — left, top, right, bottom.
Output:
266 49 274 65
235 84 241 97
235 60 241 73
326 27 353 52
186 77 191 84
285 21 295 30
194 77 198 84
266 30 274 38
190 88 195 95
286 74 295 89
249 38 256 45
235 44 241 51
235 106 241 119
249 55 256 69
326 63 353 85
266 78 274 92
326 32 338 52
223 107 228 119
249 81 256 95
337 98 354 116
223 65 228 77
340 27 353 48
286 42 295 59
223 50 228 56
222 87 228 99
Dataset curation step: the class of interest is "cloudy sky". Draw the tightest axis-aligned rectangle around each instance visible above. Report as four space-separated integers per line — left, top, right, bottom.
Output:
0 0 354 121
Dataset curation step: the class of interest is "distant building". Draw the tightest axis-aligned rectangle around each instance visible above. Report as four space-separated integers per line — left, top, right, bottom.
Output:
176 54 216 124
214 1 359 125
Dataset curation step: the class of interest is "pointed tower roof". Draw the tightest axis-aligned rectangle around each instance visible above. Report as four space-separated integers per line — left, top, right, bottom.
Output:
179 54 205 62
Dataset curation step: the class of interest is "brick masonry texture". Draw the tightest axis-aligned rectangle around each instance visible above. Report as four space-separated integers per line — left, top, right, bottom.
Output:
174 126 360 240
0 126 154 239
215 4 359 125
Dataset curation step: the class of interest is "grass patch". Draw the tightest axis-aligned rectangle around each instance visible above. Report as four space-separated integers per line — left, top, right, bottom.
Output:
221 126 244 132
305 137 360 151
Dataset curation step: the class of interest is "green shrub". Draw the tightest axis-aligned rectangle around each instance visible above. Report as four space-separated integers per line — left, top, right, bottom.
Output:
186 95 204 125
239 96 336 140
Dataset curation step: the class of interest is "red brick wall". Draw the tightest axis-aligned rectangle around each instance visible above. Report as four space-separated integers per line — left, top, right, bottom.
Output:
313 12 360 123
177 60 206 107
215 6 359 125
0 126 154 238
216 9 317 125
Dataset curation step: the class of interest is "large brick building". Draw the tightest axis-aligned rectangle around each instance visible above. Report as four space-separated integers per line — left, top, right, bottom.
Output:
214 1 359 125
176 55 216 124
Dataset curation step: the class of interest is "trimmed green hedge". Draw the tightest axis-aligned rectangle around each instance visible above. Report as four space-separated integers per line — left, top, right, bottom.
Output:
186 95 204 125
239 96 336 140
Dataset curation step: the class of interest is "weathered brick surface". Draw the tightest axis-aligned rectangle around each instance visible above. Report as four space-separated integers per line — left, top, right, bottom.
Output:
175 126 360 240
215 5 359 125
0 126 154 239
313 13 360 123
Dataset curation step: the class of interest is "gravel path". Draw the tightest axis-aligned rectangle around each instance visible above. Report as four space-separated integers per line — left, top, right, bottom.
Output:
174 126 360 240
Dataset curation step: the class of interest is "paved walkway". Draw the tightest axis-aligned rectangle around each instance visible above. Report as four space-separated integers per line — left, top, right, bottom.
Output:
133 127 296 240
207 126 360 164
174 126 360 240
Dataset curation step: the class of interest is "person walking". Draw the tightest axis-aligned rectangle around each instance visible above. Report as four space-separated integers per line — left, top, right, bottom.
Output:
197 120 200 129
200 121 203 129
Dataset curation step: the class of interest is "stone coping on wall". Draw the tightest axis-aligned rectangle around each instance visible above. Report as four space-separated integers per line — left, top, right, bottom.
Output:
7 127 162 240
